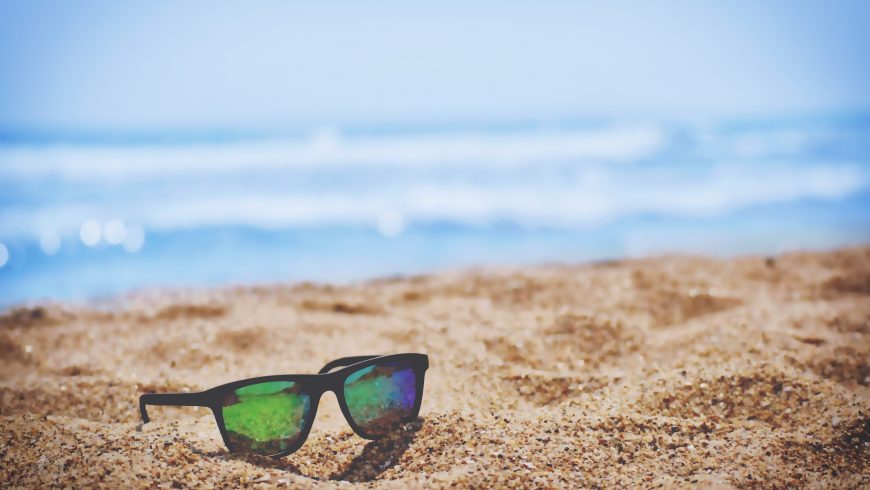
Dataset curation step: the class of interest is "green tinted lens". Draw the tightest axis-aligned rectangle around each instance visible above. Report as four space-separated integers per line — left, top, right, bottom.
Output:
343 363 417 436
221 381 310 455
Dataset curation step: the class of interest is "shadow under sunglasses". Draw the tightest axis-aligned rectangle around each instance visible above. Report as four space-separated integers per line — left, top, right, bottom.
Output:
184 419 425 483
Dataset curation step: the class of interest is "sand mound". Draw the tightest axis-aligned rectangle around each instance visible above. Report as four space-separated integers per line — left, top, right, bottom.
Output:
2 247 869 487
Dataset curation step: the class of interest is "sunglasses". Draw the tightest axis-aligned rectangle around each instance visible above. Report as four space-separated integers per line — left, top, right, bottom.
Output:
139 353 428 457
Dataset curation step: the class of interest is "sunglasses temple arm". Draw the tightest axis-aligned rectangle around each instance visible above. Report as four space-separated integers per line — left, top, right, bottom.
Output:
317 355 382 374
139 392 207 424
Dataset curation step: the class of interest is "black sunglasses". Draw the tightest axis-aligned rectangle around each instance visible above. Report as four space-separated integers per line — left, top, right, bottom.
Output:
139 353 429 457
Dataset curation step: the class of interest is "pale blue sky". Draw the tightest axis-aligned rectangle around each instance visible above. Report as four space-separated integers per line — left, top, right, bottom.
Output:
1 0 868 131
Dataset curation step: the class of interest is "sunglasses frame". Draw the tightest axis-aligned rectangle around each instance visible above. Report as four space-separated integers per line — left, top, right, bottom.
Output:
139 353 429 458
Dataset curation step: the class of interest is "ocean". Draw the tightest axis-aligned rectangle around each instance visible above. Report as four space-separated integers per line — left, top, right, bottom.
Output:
1 116 869 305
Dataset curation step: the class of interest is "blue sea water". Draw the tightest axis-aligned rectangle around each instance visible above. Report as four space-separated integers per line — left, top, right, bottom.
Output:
1 116 869 306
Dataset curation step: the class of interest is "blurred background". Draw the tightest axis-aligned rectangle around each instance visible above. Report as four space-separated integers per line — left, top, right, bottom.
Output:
1 0 869 305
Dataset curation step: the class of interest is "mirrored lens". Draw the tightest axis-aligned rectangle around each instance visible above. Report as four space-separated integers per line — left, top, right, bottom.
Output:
221 381 310 455
343 363 417 436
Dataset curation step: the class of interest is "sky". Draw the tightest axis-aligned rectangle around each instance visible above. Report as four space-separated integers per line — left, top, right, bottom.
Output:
1 0 869 132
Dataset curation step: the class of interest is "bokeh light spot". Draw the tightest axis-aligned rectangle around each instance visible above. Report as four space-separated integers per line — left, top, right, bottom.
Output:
377 211 405 238
122 224 146 253
104 219 127 245
80 220 102 247
0 242 8 268
40 231 62 256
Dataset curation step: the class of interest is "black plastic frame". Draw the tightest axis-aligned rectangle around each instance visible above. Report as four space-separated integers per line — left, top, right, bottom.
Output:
139 353 428 458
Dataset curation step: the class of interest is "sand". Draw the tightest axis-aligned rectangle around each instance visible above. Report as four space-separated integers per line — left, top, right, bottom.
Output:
1 246 869 488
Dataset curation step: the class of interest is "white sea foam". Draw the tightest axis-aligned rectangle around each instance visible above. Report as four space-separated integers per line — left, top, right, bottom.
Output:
0 123 867 243
0 158 864 241
0 125 665 183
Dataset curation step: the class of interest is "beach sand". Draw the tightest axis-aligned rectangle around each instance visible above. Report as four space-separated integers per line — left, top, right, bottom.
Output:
1 247 869 488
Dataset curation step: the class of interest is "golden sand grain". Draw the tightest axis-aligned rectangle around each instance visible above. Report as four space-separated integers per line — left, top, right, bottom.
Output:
1 247 869 487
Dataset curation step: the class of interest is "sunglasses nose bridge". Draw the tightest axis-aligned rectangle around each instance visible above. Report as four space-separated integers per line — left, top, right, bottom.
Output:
326 373 344 395
309 373 344 402
308 381 353 433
